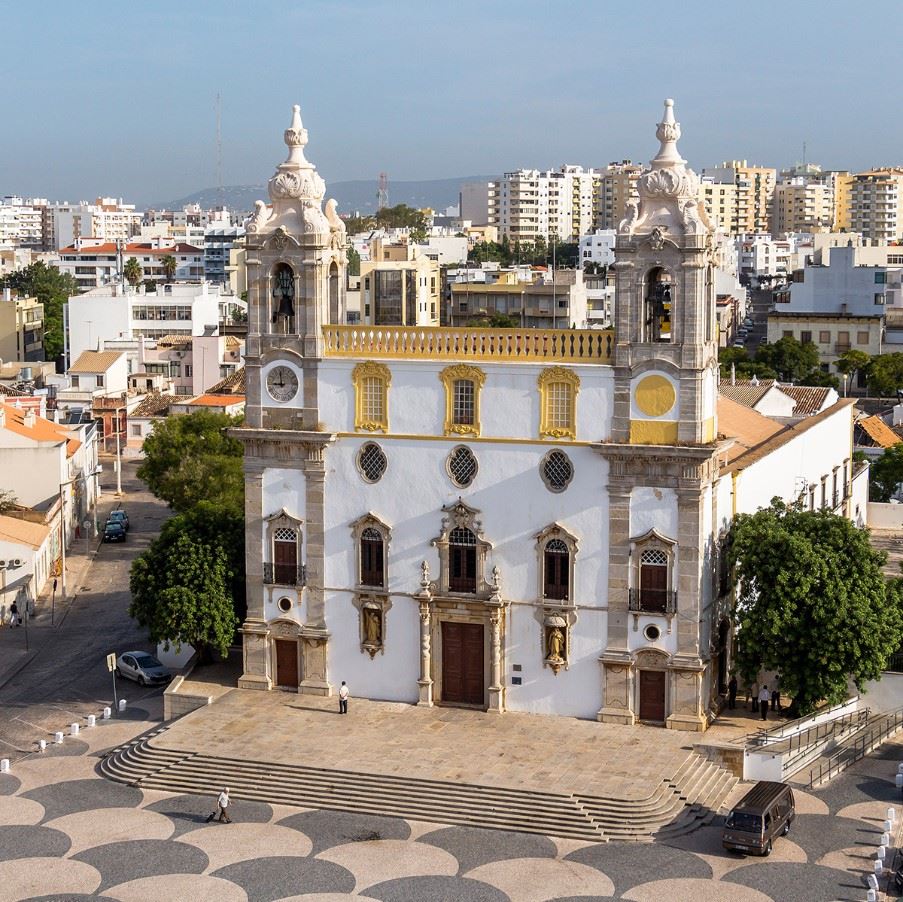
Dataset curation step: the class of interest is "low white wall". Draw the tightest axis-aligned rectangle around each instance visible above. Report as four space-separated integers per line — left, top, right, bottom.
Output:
861 672 903 712
744 750 784 782
868 502 903 530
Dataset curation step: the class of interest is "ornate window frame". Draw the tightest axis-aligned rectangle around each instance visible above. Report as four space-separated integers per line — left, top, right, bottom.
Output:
537 367 580 439
446 445 479 488
352 361 391 433
350 513 392 658
535 523 578 604
430 499 493 597
539 448 574 493
628 528 677 630
440 364 485 437
264 508 304 589
356 441 388 483
535 524 579 674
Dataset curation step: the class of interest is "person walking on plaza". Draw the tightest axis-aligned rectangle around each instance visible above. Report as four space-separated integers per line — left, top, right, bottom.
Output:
748 680 758 712
758 684 770 721
207 787 232 823
771 686 782 713
339 680 349 714
9 601 19 627
728 674 738 710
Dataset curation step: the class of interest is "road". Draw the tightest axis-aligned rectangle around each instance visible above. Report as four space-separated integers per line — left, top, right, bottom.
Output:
0 459 171 764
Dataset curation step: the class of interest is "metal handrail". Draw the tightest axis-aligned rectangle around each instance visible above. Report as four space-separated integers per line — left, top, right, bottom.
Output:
742 697 863 747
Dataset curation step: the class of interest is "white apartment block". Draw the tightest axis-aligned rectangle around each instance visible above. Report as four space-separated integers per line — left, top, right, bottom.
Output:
772 177 835 235
65 281 229 366
596 161 642 230
0 197 47 249
459 181 498 227
850 169 903 242
735 234 791 282
46 198 142 251
701 161 776 234
57 238 204 291
579 230 616 268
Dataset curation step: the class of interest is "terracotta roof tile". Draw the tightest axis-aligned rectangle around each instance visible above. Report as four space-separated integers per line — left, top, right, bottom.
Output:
181 394 245 407
857 415 901 449
68 350 124 373
717 396 786 463
778 385 833 417
207 367 246 395
58 242 202 256
0 514 50 549
2 403 81 457
156 335 193 348
131 392 180 418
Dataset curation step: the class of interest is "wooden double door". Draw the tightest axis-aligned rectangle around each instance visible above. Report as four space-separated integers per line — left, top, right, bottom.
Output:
638 669 666 722
274 639 299 689
441 621 484 706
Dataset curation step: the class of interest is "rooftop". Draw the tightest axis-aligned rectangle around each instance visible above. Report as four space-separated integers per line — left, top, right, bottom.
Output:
2 403 80 457
0 514 49 549
59 242 202 256
181 394 245 408
68 350 124 374
856 414 900 449
207 367 246 395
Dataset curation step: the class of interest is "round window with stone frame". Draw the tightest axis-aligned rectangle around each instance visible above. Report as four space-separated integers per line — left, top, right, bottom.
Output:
357 442 388 483
644 623 661 642
541 449 574 493
447 445 478 488
277 597 293 613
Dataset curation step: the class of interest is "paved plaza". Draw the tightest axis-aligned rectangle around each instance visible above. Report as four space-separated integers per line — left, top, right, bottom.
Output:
1 686 902 901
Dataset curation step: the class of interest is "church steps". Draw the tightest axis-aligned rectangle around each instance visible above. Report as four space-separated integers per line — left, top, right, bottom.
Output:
100 738 735 843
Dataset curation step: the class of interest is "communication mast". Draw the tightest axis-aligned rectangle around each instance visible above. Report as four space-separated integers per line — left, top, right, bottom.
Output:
377 172 389 211
216 93 225 208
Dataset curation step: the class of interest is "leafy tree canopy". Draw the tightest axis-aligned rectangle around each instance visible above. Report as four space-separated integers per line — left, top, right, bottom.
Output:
869 443 903 502
718 336 837 387
868 352 903 397
129 524 239 660
467 238 578 268
123 257 142 287
467 313 521 328
346 245 361 277
731 500 903 715
344 204 429 236
137 410 244 512
0 261 79 361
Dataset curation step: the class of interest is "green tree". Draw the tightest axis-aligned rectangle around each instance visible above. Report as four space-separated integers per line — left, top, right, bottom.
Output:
129 527 238 661
731 500 903 715
347 245 361 276
123 257 142 287
0 261 79 360
868 353 903 397
467 313 521 328
137 410 244 512
836 349 871 394
160 255 177 282
718 346 777 381
754 336 820 382
869 443 903 502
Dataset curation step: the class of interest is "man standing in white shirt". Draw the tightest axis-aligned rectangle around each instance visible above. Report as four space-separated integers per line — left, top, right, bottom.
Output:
339 680 349 714
758 685 770 721
207 787 232 823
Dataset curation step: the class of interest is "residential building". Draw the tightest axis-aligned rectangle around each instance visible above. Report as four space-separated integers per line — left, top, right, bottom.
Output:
849 168 903 242
148 333 244 396
65 281 229 366
0 197 47 249
719 378 838 420
596 161 642 230
170 394 245 417
701 161 777 234
585 270 615 327
772 177 835 234
57 239 204 291
126 392 180 451
579 230 616 269
56 350 129 429
360 240 440 326
735 234 791 283
699 178 737 232
233 101 862 731
45 198 142 251
0 515 54 623
204 226 246 286
0 290 43 362
459 181 499 227
0 244 33 278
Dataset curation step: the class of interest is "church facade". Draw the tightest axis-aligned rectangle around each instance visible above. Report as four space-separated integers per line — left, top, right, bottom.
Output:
234 101 861 729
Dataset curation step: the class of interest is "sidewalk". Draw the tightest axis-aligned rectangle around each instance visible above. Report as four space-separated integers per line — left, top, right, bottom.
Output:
0 475 125 690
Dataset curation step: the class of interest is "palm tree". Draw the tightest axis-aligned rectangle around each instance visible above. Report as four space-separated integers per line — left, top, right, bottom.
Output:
123 257 142 287
161 255 177 283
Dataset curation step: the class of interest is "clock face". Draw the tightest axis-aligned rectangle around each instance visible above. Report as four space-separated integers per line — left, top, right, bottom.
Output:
266 365 299 403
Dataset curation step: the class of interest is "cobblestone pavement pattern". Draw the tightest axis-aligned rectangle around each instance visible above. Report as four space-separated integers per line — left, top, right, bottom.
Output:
0 707 900 901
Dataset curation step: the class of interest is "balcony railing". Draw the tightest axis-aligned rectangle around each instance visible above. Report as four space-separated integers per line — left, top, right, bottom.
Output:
263 562 306 587
322 324 613 363
628 588 678 615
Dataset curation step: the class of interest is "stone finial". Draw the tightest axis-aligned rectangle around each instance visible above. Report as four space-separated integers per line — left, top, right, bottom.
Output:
651 98 685 168
283 103 309 165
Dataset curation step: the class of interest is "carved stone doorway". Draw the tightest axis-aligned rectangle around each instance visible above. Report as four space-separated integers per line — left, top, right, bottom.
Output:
274 638 299 689
441 621 484 705
638 669 666 722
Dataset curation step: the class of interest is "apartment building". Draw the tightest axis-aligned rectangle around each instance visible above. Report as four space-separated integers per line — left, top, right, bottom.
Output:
699 179 737 232
596 161 642 230
45 198 142 251
772 177 835 234
459 181 499 227
360 239 440 326
736 234 791 283
578 229 616 269
204 226 246 286
0 290 43 362
57 239 204 291
701 161 777 234
0 197 47 249
850 168 903 242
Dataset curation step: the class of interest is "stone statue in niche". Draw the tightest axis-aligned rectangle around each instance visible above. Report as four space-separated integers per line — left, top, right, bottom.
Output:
545 621 567 674
362 604 382 658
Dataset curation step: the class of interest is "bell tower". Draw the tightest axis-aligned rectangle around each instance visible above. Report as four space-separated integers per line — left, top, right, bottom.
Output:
609 98 719 446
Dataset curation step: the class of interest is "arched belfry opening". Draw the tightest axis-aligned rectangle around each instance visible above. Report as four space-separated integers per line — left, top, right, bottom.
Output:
644 267 672 343
272 262 296 333
328 261 339 325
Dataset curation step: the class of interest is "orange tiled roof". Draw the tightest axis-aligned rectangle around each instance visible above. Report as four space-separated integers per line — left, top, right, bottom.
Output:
718 379 776 409
857 415 901 449
717 396 786 463
183 394 245 407
0 514 50 549
778 385 833 417
68 350 124 373
2 403 81 457
58 242 202 256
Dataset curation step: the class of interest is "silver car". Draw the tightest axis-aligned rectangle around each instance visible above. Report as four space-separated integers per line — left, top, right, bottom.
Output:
115 651 172 686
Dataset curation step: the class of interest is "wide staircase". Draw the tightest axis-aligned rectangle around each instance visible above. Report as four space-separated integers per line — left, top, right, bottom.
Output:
99 731 736 843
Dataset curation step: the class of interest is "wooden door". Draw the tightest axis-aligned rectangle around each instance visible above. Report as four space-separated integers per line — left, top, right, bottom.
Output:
640 563 668 612
441 621 484 705
274 539 297 585
639 670 666 722
274 639 299 689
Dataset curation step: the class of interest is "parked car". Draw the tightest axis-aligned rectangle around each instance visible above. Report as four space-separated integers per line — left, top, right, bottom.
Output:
115 651 172 686
104 522 126 543
723 781 795 856
732 340 746 348
108 509 129 531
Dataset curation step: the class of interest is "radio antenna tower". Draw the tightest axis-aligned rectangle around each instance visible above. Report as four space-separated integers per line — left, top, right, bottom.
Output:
377 172 389 211
216 93 225 208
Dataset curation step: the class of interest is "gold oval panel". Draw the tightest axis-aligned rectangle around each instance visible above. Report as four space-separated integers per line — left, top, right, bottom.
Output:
635 374 676 417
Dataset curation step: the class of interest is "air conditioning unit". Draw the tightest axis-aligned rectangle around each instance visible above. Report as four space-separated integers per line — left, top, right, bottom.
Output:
11 559 21 567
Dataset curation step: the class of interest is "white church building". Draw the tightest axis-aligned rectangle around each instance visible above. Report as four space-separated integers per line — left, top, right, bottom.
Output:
234 101 865 730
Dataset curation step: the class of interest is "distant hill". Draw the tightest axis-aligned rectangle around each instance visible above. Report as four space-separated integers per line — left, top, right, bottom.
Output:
151 176 497 216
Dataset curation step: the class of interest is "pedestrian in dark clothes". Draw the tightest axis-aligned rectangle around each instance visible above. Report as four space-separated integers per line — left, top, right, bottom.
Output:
728 675 738 710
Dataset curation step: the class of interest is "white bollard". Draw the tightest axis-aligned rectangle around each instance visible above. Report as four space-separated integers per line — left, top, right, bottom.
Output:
868 872 879 891
877 845 886 861
887 806 897 822
70 723 79 736
884 819 893 833
117 699 126 712
87 715 95 728
867 889 877 902
54 731 63 744
898 762 903 773
881 832 890 846
38 739 46 752
103 707 111 720
0 759 8 773
874 859 883 876
896 774 903 790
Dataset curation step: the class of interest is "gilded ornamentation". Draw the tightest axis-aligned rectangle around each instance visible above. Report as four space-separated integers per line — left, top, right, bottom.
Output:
439 364 486 437
352 361 391 433
537 366 580 439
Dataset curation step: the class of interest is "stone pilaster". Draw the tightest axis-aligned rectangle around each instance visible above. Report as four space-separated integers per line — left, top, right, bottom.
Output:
238 467 270 690
488 608 504 713
417 599 434 706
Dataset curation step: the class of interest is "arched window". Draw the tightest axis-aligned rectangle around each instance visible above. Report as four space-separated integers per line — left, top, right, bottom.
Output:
639 548 669 612
352 362 391 432
273 526 299 585
543 538 570 600
440 364 485 437
360 527 384 588
538 367 580 439
644 267 672 343
329 261 340 325
449 526 477 592
271 263 295 333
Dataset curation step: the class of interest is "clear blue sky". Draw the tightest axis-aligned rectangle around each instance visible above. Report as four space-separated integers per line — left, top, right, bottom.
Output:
2 0 899 206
